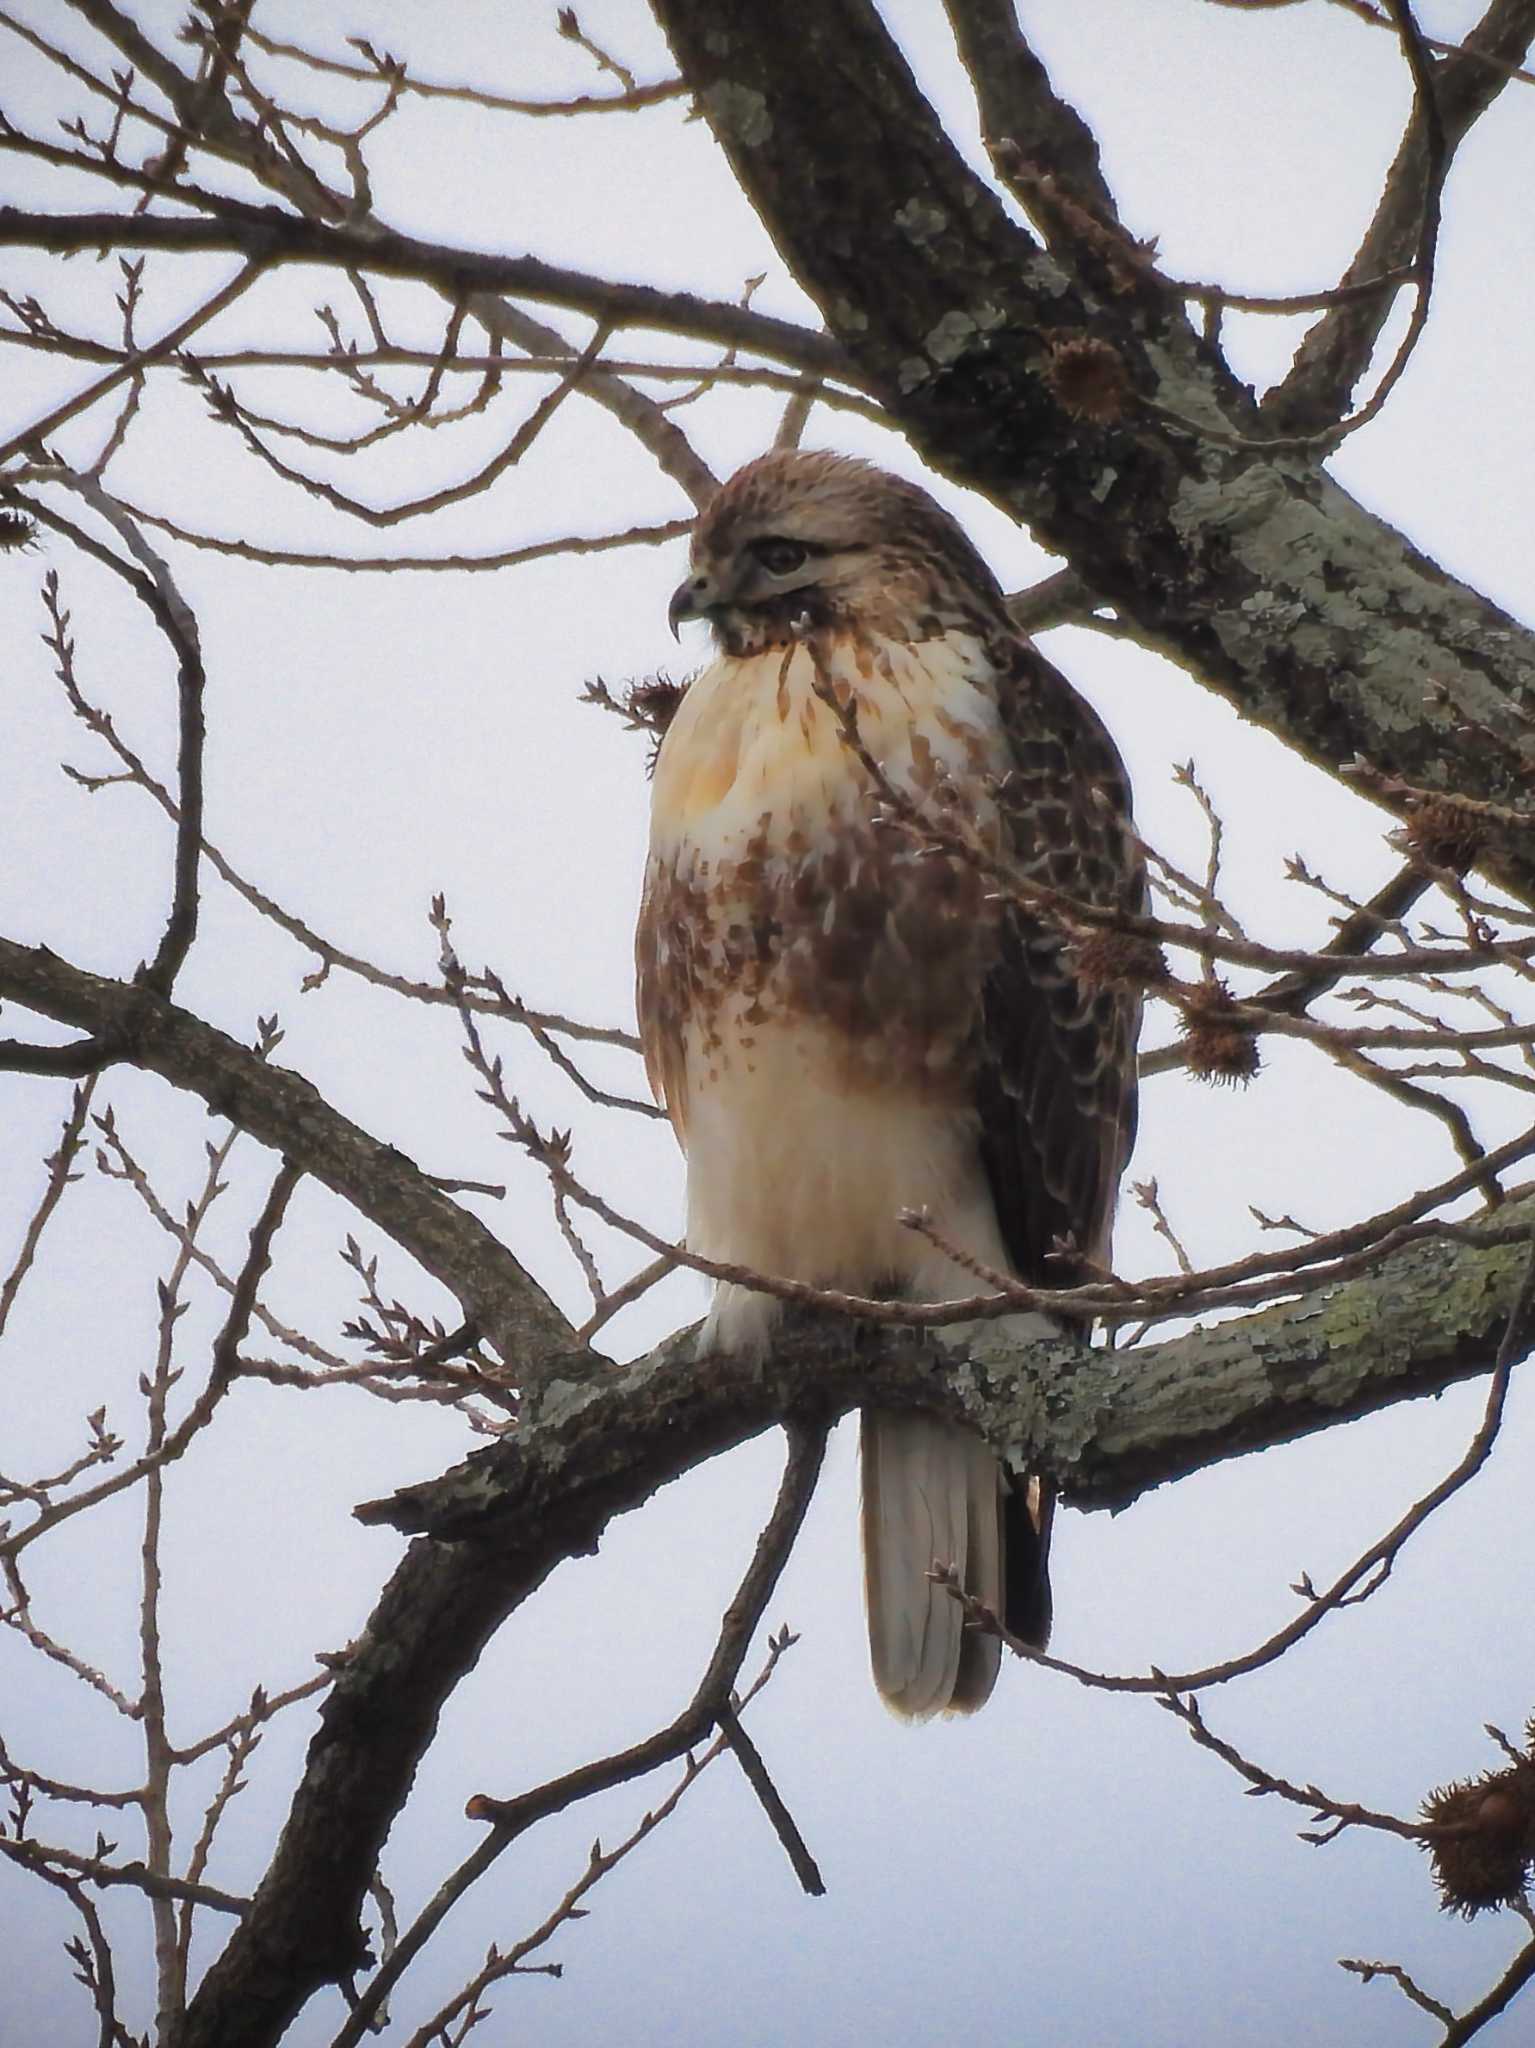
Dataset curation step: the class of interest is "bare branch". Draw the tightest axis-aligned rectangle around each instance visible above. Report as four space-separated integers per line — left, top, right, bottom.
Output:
290 1425 828 2048
716 1705 825 1897
0 1076 96 1339
0 1833 245 1916
943 0 1122 225
0 206 853 384
244 27 689 117
1340 1957 1456 2026
1270 0 1535 431
0 262 265 470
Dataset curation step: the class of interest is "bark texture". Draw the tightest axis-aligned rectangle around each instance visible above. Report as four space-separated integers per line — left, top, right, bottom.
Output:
2 933 1525 2046
654 0 1535 898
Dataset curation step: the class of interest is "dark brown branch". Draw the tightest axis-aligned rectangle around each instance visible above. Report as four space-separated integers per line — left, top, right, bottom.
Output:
942 0 1120 223
1327 0 1535 81
19 1845 127 2048
1308 0 1447 445
190 328 608 527
717 1705 825 1897
29 0 729 507
1340 1957 1455 2027
0 936 571 1367
1005 567 1105 638
1269 0 1535 431
0 1076 96 1337
1236 862 1435 1016
83 498 692 576
244 27 689 117
0 1834 246 1915
193 1424 826 2048
0 260 265 470
1440 1937 1535 2046
0 204 853 384
29 502 205 999
62 0 348 216
1159 1691 1425 1843
653 0 1535 907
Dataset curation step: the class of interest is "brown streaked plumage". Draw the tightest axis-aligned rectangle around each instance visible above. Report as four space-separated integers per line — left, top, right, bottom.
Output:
636 449 1142 1716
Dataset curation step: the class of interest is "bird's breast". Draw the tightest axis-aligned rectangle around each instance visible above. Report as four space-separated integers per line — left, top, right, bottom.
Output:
638 632 1010 1126
650 631 1001 835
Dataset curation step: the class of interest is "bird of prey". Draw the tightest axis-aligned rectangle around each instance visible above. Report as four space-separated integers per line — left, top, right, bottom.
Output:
636 449 1141 1716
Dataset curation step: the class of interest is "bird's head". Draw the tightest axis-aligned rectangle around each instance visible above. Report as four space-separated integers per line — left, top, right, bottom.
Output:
668 449 1007 656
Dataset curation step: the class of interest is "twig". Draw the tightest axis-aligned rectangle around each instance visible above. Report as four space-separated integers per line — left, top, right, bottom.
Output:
0 1834 246 1915
1158 1691 1424 1844
0 1075 96 1338
245 27 689 115
941 1226 1535 1697
0 259 265 468
1340 1958 1454 2026
1132 1178 1194 1276
717 1705 825 1896
29 494 206 1002
189 324 610 527
328 1424 828 2048
574 1253 678 1343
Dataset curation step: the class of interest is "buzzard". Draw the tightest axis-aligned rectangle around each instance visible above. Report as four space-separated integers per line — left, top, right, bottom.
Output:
636 450 1141 1716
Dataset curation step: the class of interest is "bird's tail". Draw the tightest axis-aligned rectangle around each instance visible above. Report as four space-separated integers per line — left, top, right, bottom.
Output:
861 1411 1053 1717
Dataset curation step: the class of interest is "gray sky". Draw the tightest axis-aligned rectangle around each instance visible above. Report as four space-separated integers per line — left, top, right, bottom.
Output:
2 2 1534 2042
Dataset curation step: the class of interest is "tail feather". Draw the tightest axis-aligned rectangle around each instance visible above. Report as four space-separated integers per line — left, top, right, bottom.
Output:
1004 1471 1055 1649
861 1411 1007 1718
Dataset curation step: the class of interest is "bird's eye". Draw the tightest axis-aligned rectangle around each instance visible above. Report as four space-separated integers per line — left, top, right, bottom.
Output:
749 536 810 578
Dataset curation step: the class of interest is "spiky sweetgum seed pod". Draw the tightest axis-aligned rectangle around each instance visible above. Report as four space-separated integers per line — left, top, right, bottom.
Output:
1421 1769 1535 1918
0 506 38 553
1179 981 1261 1087
1184 1025 1262 1086
1044 335 1130 425
623 675 687 735
1400 797 1487 876
1071 931 1169 992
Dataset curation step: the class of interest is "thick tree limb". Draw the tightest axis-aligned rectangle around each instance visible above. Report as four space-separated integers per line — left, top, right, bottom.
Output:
5 933 1529 2045
171 1213 1531 2048
178 1212 1531 2048
653 0 1535 903
369 1200 1535 1540
1 934 1526 1517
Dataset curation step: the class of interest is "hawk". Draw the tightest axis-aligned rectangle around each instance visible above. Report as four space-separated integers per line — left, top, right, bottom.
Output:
636 450 1141 1716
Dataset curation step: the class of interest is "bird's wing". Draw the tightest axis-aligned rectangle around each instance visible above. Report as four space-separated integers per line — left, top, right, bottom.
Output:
972 635 1143 1645
975 633 1144 1291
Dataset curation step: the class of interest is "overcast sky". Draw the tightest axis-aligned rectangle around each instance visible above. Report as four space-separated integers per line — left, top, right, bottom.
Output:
3 2 1534 2043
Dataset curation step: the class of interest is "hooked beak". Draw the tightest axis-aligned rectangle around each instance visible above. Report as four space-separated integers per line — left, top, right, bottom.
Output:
668 570 719 640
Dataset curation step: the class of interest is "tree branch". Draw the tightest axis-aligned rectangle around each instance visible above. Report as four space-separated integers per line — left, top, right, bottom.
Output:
174 1210 1532 2047
653 0 1535 905
1269 0 1535 431
0 204 852 383
0 937 570 1367
942 0 1121 224
2 928 1522 2041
